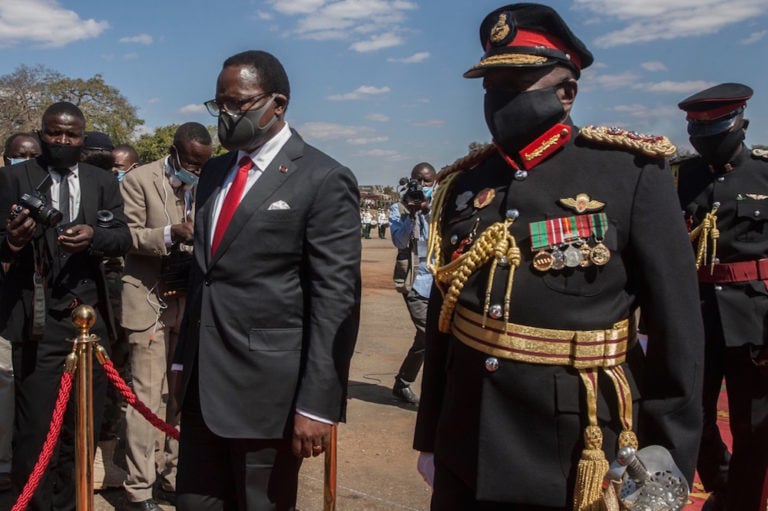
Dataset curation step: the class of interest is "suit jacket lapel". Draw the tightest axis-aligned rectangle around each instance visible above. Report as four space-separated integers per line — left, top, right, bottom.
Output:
195 152 238 270
207 133 303 268
26 161 58 265
78 165 98 226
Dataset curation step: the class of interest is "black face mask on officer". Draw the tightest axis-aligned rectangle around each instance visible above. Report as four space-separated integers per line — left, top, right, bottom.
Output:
484 84 566 155
689 119 747 168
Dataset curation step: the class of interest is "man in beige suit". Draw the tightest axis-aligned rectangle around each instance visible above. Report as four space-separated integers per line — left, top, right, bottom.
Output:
120 123 212 511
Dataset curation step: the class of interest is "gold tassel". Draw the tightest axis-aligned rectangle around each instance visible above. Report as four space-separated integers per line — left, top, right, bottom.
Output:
573 425 609 511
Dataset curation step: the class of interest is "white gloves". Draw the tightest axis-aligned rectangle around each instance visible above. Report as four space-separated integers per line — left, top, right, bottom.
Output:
417 452 435 488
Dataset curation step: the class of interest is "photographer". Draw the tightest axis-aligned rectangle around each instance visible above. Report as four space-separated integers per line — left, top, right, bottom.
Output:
0 102 131 510
119 123 212 511
388 162 436 404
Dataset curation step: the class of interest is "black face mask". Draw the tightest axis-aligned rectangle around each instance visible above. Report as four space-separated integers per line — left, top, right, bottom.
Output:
40 140 82 168
484 85 566 155
217 95 277 152
690 127 745 168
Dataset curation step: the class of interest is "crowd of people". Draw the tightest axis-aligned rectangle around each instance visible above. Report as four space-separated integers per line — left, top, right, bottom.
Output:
0 2 766 511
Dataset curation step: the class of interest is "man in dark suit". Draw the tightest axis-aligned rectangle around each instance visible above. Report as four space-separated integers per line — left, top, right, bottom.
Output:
677 83 768 511
174 50 361 511
0 102 131 510
414 4 704 510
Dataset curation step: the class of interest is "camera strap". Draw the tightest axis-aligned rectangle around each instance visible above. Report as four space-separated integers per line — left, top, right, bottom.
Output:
30 239 46 341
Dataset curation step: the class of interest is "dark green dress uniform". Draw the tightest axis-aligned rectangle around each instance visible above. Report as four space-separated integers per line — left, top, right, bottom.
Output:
677 146 768 511
414 124 705 508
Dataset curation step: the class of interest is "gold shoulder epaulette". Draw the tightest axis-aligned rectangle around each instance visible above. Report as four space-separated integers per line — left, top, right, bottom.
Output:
437 143 496 184
578 125 676 158
752 148 768 161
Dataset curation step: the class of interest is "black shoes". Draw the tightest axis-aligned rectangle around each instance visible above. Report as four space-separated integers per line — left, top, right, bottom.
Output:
125 499 162 511
392 384 419 405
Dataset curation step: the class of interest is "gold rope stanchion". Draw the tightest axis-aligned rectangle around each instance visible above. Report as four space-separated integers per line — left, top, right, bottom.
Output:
71 305 99 511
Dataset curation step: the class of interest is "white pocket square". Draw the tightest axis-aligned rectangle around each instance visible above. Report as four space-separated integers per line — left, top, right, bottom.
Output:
267 200 290 210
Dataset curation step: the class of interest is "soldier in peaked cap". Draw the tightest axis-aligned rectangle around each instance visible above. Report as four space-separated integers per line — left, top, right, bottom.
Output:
677 83 768 511
413 4 704 510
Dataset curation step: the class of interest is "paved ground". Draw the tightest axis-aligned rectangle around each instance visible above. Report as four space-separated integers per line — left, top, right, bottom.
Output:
1 238 432 511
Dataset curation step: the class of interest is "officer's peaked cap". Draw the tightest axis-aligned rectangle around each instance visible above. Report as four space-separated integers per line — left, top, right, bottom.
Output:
464 3 593 79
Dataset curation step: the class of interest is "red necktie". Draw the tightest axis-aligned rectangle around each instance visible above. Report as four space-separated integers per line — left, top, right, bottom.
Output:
211 156 253 255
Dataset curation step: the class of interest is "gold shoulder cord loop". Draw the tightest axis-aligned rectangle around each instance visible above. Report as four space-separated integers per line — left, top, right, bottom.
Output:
573 368 610 511
691 203 720 272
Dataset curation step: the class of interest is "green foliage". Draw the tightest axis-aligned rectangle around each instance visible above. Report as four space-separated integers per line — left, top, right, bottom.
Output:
0 64 143 145
133 124 227 164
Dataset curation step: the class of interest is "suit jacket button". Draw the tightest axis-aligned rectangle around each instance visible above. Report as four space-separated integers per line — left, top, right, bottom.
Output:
204 279 211 286
714 285 723 291
485 357 499 372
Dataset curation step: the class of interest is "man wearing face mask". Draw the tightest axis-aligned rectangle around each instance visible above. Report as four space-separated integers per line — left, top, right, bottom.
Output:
677 83 768 511
173 50 361 510
3 132 41 167
120 122 212 511
414 4 704 510
389 162 436 405
0 102 131 510
0 131 42 493
113 144 140 183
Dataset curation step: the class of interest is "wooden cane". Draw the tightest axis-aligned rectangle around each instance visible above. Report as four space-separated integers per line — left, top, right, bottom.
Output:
323 425 338 511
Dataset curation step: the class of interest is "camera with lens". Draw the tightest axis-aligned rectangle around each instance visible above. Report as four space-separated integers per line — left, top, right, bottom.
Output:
398 177 425 205
10 191 63 227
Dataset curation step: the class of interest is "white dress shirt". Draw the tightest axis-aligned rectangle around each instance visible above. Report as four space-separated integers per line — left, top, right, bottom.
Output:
208 122 292 243
48 164 80 221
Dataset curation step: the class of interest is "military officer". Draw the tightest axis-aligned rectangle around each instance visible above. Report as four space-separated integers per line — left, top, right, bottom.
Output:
677 83 768 511
413 4 705 510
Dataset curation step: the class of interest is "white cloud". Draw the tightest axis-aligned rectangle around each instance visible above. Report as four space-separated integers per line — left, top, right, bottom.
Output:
387 51 430 63
412 119 445 128
0 0 109 48
574 0 768 47
365 113 390 122
636 80 716 94
356 148 407 160
270 0 326 15
349 31 403 52
641 61 667 72
123 52 139 60
119 33 153 45
256 10 274 20
268 0 416 51
742 30 767 44
179 104 206 114
326 85 391 101
298 122 390 146
347 136 389 145
612 104 679 119
581 71 641 91
147 97 160 104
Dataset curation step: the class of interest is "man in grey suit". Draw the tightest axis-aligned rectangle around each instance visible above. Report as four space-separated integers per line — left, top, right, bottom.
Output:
174 50 361 510
121 123 212 510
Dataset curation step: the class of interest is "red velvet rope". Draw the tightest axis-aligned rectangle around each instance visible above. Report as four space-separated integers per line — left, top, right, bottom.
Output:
11 371 73 511
101 359 180 440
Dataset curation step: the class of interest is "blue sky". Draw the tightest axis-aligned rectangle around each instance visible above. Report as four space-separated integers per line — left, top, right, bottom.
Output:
0 0 766 185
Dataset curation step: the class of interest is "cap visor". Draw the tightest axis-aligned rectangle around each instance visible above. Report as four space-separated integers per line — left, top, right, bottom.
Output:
463 54 553 78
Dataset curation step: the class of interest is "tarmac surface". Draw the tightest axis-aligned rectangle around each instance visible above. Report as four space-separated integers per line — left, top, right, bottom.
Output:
1 238 433 511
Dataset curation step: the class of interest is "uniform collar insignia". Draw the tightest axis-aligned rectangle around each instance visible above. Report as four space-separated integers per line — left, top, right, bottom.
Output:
745 193 768 200
558 193 605 214
519 123 572 170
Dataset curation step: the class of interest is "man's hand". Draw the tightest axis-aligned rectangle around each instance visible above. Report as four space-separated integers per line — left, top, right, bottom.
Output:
292 413 332 458
403 199 429 216
170 221 194 244
6 206 37 251
57 224 94 253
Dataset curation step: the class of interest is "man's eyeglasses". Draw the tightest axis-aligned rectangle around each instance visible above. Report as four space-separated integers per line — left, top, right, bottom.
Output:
203 92 273 116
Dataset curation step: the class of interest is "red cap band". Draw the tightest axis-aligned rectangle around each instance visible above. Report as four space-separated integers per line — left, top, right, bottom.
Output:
686 102 746 121
486 28 582 70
